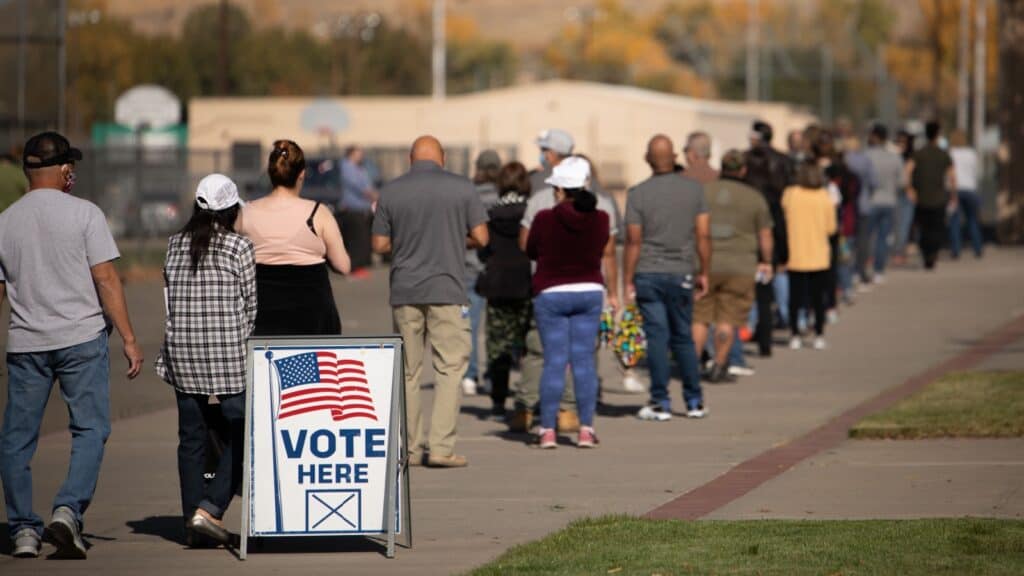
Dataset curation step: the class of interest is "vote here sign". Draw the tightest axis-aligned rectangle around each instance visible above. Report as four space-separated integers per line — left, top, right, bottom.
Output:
246 342 401 537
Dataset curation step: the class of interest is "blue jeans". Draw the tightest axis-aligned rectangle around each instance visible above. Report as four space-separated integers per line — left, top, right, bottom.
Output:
950 190 983 258
463 274 485 382
868 205 895 273
773 271 789 325
634 273 703 411
1 332 110 538
894 193 915 255
533 291 603 429
176 391 244 521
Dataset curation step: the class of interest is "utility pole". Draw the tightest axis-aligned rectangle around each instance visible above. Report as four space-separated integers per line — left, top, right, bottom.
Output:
218 0 229 95
973 0 986 148
432 0 446 100
16 0 26 141
745 0 759 102
821 45 833 124
58 0 67 133
957 0 970 133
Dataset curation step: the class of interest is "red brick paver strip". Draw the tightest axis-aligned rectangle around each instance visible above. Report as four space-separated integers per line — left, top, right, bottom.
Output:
646 313 1024 520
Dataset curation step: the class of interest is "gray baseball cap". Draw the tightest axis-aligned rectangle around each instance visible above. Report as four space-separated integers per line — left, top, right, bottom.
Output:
536 129 574 155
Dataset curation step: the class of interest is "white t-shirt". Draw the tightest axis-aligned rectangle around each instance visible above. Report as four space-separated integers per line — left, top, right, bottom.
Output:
950 147 979 192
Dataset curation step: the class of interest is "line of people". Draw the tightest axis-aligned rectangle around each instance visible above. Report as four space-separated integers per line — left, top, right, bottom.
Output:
0 117 977 557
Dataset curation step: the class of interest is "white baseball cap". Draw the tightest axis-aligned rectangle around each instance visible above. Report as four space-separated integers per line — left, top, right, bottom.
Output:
536 129 575 155
195 173 243 211
545 156 591 189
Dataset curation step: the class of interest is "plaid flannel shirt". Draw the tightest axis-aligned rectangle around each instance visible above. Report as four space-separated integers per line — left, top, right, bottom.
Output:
155 231 257 395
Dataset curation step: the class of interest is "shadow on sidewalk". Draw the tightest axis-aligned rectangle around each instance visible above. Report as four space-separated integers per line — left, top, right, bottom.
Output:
0 523 10 555
127 516 183 545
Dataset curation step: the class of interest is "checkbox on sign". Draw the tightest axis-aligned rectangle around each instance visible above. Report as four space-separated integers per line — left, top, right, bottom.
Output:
306 489 362 532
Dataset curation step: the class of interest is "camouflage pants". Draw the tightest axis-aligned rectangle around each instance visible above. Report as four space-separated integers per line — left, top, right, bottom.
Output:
485 299 531 409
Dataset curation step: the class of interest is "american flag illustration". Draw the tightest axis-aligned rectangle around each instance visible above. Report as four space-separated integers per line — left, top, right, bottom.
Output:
274 352 377 422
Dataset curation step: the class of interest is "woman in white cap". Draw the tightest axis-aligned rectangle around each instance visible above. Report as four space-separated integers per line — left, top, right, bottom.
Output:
155 173 256 547
525 156 617 449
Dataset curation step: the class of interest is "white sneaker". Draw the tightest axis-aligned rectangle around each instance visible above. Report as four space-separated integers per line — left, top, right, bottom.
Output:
622 370 646 393
827 309 840 324
685 405 707 419
857 283 873 294
728 365 755 377
813 337 827 350
873 274 886 285
637 404 672 422
12 528 41 558
461 377 477 396
789 336 803 350
47 506 87 559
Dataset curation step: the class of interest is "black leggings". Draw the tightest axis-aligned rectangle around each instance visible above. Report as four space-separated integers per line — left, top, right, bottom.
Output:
789 270 829 336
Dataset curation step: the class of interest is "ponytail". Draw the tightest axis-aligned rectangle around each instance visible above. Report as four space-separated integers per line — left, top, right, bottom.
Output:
564 187 598 212
180 202 241 272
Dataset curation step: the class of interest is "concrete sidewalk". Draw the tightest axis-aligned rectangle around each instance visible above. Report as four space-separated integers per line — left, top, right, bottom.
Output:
1 249 1022 575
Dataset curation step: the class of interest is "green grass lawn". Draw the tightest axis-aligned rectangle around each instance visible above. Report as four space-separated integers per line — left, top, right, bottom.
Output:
470 516 1024 576
849 371 1024 439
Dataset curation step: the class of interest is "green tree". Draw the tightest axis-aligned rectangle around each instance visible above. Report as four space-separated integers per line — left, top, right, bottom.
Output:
181 2 253 96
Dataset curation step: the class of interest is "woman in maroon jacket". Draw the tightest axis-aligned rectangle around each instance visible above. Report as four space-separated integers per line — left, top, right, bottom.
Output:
525 157 615 449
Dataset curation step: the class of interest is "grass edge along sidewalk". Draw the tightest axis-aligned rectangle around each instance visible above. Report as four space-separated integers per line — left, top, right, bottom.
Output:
469 515 1024 576
850 371 1024 440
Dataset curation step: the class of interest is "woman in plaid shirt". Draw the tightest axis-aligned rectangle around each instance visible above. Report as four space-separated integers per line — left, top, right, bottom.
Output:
155 174 256 547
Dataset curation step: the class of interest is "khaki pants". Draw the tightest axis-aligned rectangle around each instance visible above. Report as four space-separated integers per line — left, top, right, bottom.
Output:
393 304 470 458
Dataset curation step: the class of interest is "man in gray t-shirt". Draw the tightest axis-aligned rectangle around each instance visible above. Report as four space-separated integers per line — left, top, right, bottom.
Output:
0 132 142 559
372 135 488 468
864 124 904 279
624 134 710 421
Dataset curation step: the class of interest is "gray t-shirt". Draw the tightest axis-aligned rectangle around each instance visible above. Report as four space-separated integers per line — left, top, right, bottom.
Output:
865 146 903 207
373 161 488 307
465 181 499 277
0 188 120 353
625 172 708 276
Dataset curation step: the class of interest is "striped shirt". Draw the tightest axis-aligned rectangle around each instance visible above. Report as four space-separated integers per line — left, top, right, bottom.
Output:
155 231 257 395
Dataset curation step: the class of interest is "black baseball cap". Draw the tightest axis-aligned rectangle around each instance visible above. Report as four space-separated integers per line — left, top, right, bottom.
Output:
22 131 82 169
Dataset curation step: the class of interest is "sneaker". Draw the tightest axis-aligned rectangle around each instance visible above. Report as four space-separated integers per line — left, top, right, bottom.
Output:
873 273 886 285
622 370 646 393
857 283 873 294
461 377 478 396
557 409 580 433
728 365 755 377
636 404 672 422
12 528 41 558
788 336 803 350
490 405 507 422
686 404 707 419
813 336 828 350
708 365 737 384
537 428 557 449
577 426 598 448
827 309 840 324
46 506 87 559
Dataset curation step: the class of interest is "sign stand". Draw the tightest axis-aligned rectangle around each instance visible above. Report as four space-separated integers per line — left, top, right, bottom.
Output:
240 336 411 560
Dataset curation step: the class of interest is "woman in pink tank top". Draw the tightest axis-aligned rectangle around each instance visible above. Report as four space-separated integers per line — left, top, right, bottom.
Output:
237 140 351 335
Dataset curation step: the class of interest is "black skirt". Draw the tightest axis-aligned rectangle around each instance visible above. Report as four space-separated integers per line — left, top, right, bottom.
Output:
252 263 342 336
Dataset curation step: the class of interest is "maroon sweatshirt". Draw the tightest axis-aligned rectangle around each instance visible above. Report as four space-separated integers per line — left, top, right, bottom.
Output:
526 202 609 296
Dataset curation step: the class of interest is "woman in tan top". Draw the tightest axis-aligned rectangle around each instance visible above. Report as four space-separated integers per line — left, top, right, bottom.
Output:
782 160 837 351
237 140 351 335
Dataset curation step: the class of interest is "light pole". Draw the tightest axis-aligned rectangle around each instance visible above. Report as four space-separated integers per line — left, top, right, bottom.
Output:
432 0 446 101
973 0 986 149
956 0 970 133
745 0 760 102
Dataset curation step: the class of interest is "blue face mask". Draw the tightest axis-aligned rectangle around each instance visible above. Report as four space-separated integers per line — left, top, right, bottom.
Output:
539 152 549 169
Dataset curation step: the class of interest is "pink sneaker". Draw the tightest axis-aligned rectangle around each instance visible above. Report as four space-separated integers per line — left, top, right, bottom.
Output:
577 426 598 448
537 428 557 449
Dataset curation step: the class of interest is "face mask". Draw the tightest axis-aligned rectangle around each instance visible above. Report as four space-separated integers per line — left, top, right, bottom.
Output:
539 153 549 169
64 169 77 193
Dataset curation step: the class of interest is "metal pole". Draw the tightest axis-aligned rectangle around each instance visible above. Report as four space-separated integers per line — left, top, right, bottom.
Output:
432 0 446 100
821 45 833 124
973 0 986 149
957 0 970 132
58 0 67 133
745 0 759 102
16 0 26 141
218 0 228 94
